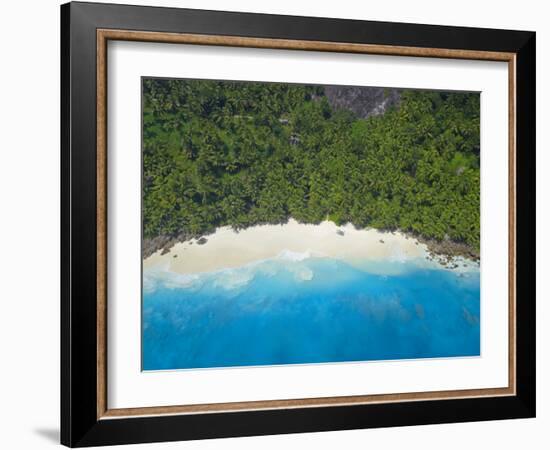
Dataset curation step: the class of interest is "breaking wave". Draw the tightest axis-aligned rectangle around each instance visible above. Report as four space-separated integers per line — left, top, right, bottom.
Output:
144 250 480 296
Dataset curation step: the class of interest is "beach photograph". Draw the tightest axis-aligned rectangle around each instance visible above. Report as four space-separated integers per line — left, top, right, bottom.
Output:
141 78 481 371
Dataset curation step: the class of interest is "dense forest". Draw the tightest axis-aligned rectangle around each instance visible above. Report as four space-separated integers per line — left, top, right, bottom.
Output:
142 78 480 255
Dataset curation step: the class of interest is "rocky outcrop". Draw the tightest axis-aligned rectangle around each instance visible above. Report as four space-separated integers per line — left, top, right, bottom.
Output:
419 236 480 267
143 232 190 258
323 86 401 119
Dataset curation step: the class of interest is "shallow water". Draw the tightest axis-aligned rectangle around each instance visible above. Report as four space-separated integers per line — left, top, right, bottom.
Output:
142 256 480 371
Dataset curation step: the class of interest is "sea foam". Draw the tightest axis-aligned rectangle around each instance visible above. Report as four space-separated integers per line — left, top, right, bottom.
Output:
277 249 314 261
143 250 478 295
144 252 324 294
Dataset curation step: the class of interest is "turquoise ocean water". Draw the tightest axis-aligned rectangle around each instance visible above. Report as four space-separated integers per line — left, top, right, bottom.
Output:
142 255 480 371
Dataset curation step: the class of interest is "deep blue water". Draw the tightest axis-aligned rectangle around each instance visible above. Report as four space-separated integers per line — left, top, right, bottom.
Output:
142 257 480 371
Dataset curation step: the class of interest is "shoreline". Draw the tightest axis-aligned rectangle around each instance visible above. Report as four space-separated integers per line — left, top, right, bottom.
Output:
143 219 479 275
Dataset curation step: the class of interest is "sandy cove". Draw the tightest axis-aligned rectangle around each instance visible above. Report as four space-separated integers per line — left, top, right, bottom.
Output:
143 219 431 275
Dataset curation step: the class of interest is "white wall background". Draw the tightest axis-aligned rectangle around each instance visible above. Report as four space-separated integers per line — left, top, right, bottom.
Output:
0 0 546 448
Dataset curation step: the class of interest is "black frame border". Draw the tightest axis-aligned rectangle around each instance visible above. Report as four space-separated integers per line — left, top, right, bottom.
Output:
61 2 535 447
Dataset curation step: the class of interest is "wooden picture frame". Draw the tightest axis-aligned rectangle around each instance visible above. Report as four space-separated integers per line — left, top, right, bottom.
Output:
61 1 535 447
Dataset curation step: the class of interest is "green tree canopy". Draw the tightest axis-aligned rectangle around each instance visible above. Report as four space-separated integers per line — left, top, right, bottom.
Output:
143 78 480 250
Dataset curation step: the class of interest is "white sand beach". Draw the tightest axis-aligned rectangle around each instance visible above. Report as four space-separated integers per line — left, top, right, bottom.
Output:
144 219 433 275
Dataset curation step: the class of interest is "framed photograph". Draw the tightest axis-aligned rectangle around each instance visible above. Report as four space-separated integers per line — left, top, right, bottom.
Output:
61 2 536 447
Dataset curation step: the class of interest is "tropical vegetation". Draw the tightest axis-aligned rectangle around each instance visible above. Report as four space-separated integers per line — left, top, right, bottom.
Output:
142 78 480 250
